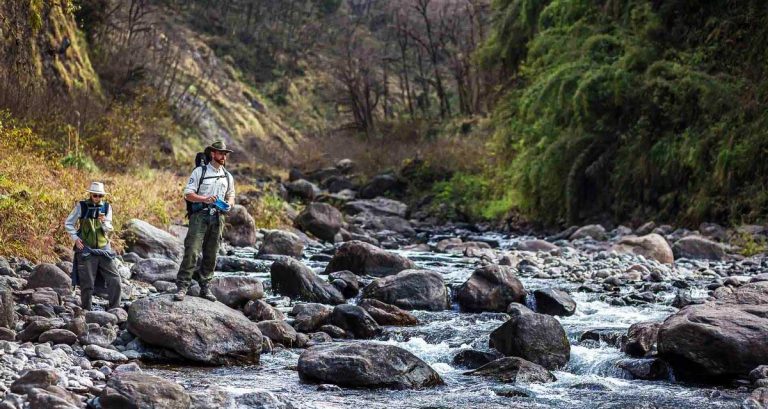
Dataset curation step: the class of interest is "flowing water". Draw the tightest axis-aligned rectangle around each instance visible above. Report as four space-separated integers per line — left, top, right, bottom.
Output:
147 232 750 408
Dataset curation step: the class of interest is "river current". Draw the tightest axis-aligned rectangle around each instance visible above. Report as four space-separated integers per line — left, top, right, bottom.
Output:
147 232 750 408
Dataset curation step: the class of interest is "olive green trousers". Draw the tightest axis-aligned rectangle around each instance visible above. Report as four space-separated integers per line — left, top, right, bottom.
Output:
175 211 225 289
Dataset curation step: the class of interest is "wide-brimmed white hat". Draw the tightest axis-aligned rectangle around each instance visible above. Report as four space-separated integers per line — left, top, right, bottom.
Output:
86 182 108 195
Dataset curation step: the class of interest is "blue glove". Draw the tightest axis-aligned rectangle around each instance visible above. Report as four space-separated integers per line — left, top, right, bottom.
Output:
213 198 231 212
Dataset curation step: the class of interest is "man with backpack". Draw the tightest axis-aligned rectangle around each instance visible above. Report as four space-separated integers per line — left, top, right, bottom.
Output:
64 182 122 310
174 140 235 302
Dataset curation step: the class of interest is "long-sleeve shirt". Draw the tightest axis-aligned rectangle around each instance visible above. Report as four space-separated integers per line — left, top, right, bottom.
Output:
183 164 235 204
64 200 113 242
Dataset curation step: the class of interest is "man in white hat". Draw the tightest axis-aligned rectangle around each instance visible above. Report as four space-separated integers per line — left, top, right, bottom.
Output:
64 181 122 310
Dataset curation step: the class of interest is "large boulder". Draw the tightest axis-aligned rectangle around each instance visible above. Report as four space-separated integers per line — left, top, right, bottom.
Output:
358 299 418 326
457 265 526 312
570 224 607 241
292 303 333 332
257 230 304 258
294 203 344 242
489 312 570 370
623 321 660 358
286 179 320 202
130 258 179 284
298 343 442 389
672 235 727 260
223 205 257 247
122 219 183 262
465 357 556 384
362 269 449 311
127 295 262 365
613 234 674 264
325 241 415 277
270 258 344 304
26 264 70 294
658 304 768 381
330 304 381 339
716 281 768 305
100 372 191 409
532 288 576 317
207 276 264 308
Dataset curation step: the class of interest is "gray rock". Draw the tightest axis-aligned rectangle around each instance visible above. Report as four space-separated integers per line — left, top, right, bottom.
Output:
616 358 669 380
122 219 183 262
38 329 78 345
613 234 674 264
223 205 257 247
533 288 576 317
358 299 418 326
208 275 264 308
452 349 502 370
0 285 14 329
257 320 300 347
84 344 128 362
85 311 119 327
79 325 117 347
244 299 285 322
342 198 408 218
325 241 415 277
292 303 333 332
294 203 344 242
328 271 360 298
270 258 344 304
489 312 570 370
570 225 607 241
515 240 559 253
623 322 660 357
26 264 70 294
130 258 179 284
258 230 304 258
465 357 556 384
672 235 727 260
10 369 59 394
362 269 449 311
100 372 190 409
330 304 381 339
457 265 526 313
127 295 262 365
286 179 320 202
298 343 442 389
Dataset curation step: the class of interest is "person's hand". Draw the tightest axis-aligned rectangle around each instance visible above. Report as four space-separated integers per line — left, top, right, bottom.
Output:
75 238 84 251
97 213 106 222
205 195 217 204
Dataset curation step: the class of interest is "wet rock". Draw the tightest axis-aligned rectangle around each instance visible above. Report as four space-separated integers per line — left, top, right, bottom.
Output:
358 299 418 326
743 387 768 409
190 387 296 409
623 322 660 357
84 344 128 362
324 241 415 277
612 234 674 264
127 295 262 365
570 225 607 241
10 369 59 394
672 235 727 261
270 258 344 304
286 179 320 202
438 240 491 254
122 219 183 262
532 288 576 317
257 320 300 347
222 204 257 247
26 264 70 294
515 240 559 253
579 329 626 348
130 258 179 284
457 265 526 313
298 343 442 389
328 271 360 298
506 302 534 317
318 324 348 339
617 358 670 380
452 349 501 370
258 230 304 258
294 203 344 242
658 303 768 381
750 365 768 383
244 299 285 322
465 357 556 384
208 276 264 308
716 281 768 305
330 304 381 339
38 329 78 345
215 256 265 272
362 269 449 311
489 312 570 370
292 303 333 333
100 372 191 409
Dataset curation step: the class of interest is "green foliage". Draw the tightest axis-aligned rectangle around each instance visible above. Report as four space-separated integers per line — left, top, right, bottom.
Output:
28 0 44 33
466 0 768 226
61 152 99 172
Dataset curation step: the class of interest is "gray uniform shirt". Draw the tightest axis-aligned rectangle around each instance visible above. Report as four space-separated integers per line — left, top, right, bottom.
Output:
183 164 235 203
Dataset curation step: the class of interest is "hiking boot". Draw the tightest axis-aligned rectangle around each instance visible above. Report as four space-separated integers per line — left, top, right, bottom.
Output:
199 286 217 302
173 287 188 301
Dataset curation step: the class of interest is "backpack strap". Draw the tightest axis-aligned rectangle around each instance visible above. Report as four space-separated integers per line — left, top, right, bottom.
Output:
196 165 207 194
78 201 88 220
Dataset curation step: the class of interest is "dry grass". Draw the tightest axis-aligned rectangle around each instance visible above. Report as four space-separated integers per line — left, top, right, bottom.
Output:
0 114 185 262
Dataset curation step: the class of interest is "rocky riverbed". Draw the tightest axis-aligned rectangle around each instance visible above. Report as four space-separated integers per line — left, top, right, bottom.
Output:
0 160 767 408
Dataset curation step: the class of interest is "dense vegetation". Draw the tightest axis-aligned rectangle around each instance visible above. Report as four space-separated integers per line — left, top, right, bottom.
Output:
442 0 768 227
